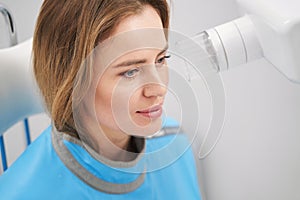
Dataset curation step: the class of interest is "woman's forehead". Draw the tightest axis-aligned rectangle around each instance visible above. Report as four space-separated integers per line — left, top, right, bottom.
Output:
94 28 167 69
110 5 163 36
93 6 167 72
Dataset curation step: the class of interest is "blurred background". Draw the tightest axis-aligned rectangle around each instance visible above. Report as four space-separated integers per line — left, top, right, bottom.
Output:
1 0 300 199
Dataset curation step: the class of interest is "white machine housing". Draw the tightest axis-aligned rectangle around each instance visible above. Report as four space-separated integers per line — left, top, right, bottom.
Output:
201 0 300 83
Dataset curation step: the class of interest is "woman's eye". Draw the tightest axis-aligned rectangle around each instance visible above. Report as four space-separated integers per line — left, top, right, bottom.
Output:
156 55 171 66
122 68 140 79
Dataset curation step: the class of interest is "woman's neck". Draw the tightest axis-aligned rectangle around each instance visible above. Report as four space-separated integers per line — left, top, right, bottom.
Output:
87 126 138 162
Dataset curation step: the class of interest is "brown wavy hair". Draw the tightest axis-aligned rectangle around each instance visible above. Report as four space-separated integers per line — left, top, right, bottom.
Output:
33 0 169 136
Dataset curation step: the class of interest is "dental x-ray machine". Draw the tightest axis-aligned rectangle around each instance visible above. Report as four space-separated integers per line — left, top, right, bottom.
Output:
196 0 300 84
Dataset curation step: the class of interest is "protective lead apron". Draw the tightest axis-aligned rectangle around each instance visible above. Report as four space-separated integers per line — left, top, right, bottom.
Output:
0 118 201 200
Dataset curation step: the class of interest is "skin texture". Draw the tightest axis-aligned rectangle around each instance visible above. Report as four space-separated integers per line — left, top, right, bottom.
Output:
83 6 169 161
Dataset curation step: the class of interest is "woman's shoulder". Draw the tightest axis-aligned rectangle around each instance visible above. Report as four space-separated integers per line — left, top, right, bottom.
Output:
0 126 64 198
1 125 53 173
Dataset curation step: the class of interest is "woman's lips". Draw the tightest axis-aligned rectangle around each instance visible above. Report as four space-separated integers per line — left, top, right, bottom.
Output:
136 105 163 118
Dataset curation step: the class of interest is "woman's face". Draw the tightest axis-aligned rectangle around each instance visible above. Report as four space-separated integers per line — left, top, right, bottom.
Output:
94 6 169 138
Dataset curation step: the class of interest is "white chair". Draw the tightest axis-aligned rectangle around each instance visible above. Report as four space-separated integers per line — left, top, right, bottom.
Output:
0 38 44 133
0 3 44 172
0 38 44 171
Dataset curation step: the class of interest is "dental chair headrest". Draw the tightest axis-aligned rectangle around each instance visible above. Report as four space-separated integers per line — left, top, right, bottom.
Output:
0 38 44 135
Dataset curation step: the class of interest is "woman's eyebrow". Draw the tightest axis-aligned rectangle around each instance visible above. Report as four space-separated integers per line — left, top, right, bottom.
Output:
112 45 169 68
112 59 147 68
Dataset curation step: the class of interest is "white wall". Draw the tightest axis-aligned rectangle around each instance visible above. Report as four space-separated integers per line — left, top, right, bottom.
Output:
0 0 43 47
202 59 300 200
1 1 300 200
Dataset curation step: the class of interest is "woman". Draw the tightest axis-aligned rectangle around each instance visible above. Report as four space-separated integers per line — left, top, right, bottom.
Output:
0 0 201 199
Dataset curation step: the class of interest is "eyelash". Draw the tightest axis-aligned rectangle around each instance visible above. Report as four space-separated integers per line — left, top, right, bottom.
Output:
156 55 171 66
120 55 171 80
121 68 141 79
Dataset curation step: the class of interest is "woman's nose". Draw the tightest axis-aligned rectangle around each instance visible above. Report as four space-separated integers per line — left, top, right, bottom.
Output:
143 83 167 98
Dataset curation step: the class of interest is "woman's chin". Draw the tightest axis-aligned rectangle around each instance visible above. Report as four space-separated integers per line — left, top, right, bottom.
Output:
127 117 163 137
